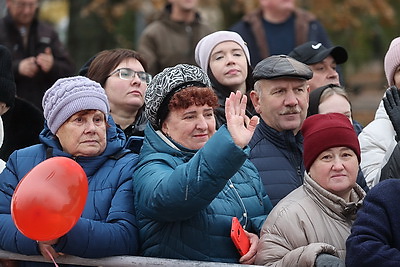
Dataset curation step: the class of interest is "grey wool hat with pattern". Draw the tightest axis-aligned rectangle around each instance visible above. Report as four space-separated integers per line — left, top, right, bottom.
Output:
145 64 212 129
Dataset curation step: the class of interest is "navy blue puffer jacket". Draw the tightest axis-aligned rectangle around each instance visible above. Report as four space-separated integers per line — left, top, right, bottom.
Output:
134 124 272 263
249 119 304 206
0 118 139 266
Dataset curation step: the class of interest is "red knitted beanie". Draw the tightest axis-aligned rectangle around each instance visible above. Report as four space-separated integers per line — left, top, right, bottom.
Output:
301 113 361 171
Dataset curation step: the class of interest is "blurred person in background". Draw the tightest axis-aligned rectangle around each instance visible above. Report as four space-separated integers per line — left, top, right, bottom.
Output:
137 0 213 76
230 0 332 67
0 0 74 110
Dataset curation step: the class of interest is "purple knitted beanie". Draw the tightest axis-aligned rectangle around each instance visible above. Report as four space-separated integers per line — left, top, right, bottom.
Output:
384 37 400 86
42 76 110 134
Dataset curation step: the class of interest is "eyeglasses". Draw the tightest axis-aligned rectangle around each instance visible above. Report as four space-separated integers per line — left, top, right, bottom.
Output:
108 68 152 84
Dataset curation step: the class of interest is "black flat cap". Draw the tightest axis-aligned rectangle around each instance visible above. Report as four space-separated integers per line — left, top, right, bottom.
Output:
288 41 348 65
253 55 313 81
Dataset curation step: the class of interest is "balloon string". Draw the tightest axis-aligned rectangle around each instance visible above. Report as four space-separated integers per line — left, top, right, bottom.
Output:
44 246 59 267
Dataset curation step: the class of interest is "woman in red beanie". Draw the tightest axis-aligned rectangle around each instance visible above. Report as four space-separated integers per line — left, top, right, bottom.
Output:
255 113 365 267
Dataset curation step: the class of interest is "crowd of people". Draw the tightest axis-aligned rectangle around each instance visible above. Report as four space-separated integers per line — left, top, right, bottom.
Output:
1 0 400 266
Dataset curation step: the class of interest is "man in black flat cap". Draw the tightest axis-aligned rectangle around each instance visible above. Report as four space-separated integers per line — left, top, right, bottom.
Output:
288 41 348 91
249 55 313 206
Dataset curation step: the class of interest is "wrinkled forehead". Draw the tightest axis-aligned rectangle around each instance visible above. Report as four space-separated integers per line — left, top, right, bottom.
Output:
256 77 308 91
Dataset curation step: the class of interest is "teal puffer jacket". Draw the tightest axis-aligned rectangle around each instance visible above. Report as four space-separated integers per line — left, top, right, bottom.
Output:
133 124 272 263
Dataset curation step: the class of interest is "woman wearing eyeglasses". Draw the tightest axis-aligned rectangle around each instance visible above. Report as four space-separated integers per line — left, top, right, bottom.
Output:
86 48 152 139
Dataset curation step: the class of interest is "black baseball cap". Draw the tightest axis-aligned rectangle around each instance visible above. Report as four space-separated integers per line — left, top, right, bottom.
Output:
253 55 313 81
288 41 348 65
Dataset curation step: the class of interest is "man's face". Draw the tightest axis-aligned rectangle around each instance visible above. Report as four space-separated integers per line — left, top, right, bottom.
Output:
6 0 38 27
250 78 309 134
307 55 340 91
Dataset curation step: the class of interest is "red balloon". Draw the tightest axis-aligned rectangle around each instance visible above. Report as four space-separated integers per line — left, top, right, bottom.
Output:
11 157 88 241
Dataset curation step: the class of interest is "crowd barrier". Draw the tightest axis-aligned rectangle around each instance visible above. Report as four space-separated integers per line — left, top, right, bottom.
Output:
0 249 256 266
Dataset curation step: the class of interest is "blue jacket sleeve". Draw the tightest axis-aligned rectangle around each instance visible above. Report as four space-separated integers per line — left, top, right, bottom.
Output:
346 180 400 266
134 126 249 222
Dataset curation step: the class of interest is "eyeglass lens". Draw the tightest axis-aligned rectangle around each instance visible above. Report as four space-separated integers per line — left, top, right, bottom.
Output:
118 68 152 83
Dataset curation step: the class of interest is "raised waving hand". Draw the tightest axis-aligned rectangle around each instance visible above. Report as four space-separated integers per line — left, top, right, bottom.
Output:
225 91 259 148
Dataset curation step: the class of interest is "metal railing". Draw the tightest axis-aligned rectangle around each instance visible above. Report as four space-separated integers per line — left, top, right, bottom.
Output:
0 249 257 266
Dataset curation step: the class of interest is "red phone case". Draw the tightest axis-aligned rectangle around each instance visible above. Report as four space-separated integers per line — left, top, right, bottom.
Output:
230 217 250 256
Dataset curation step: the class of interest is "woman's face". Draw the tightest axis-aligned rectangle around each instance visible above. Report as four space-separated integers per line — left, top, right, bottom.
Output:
318 94 352 124
56 110 107 157
209 41 248 91
104 58 147 113
309 146 358 200
162 104 216 150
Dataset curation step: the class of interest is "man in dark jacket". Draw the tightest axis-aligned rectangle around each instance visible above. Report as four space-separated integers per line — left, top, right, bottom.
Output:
0 0 74 110
249 55 313 206
230 0 332 67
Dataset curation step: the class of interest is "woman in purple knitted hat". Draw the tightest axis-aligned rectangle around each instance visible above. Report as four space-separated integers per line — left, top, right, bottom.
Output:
0 76 140 265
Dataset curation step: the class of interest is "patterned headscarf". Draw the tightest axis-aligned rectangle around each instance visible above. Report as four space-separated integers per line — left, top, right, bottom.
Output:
145 64 211 129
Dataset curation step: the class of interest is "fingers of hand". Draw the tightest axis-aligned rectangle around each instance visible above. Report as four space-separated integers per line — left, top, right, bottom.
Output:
248 116 259 130
385 89 395 109
233 91 242 115
240 94 247 117
225 93 233 120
